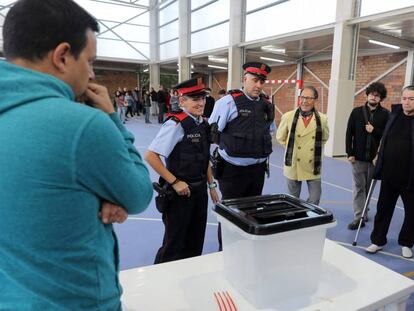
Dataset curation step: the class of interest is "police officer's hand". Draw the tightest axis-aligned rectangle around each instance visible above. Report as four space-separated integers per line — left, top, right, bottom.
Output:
365 122 374 133
173 181 191 197
209 188 220 204
348 156 356 164
84 82 115 114
99 201 128 224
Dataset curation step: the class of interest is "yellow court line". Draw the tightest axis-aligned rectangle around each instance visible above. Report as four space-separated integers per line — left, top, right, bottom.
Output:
404 270 414 278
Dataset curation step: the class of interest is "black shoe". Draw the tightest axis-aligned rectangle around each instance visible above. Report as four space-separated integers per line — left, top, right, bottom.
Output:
348 219 365 230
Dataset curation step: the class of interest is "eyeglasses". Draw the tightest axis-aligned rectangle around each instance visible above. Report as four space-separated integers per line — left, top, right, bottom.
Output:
401 97 414 101
300 96 315 101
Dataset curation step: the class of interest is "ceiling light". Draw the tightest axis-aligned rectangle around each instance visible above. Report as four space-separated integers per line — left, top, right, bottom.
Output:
261 46 286 54
208 65 227 70
368 39 400 50
260 56 285 63
208 55 228 64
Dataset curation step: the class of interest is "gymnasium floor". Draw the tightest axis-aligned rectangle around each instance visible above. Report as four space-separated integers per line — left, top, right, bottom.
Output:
115 115 414 310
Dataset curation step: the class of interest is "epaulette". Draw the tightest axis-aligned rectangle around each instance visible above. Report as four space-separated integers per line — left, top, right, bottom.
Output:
228 89 243 99
164 111 188 123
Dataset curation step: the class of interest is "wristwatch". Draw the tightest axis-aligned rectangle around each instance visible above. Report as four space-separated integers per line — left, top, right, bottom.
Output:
208 181 217 189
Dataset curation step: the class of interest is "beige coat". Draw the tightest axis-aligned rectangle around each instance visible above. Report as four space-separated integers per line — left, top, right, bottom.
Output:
276 109 329 181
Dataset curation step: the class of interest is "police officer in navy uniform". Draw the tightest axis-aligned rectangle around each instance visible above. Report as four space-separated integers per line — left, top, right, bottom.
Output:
145 78 220 264
209 62 275 249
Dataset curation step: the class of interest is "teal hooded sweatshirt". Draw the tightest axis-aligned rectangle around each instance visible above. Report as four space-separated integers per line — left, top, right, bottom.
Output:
0 61 153 310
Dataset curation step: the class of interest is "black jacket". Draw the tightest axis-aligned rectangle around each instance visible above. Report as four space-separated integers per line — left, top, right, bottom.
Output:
374 104 414 189
345 103 389 161
220 90 273 158
165 113 210 183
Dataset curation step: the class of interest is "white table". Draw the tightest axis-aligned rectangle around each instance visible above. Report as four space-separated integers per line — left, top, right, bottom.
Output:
120 240 414 311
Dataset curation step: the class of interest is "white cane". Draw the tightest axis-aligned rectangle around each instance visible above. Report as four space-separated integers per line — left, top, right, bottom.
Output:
352 179 377 246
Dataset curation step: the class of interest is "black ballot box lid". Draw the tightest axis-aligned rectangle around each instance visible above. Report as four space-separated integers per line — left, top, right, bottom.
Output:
213 194 335 235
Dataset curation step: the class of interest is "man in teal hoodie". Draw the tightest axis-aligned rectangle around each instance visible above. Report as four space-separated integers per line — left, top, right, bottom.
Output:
0 0 153 310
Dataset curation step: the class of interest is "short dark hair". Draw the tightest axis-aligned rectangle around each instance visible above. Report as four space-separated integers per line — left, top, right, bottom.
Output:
301 85 319 99
402 85 414 93
218 89 226 95
3 0 99 61
365 82 387 99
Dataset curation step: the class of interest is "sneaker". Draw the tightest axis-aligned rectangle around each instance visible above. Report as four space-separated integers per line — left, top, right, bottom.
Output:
347 219 365 230
402 247 413 258
366 244 383 254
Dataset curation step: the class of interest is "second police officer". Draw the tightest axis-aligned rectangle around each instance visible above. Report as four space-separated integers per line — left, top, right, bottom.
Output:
208 62 275 249
145 78 220 263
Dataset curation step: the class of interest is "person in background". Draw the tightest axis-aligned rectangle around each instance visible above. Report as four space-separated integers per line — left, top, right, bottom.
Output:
124 90 135 118
276 85 329 205
202 87 216 120
0 0 153 309
345 82 389 230
366 85 414 259
150 86 158 116
132 86 141 116
145 78 219 263
115 89 126 123
157 84 167 123
208 62 275 250
143 89 152 123
170 89 179 112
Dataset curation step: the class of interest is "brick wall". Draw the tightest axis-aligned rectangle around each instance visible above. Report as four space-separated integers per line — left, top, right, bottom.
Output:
212 52 408 123
94 69 138 98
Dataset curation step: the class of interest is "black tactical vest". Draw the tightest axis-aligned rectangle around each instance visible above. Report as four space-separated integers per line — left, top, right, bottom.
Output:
219 90 274 158
165 112 211 183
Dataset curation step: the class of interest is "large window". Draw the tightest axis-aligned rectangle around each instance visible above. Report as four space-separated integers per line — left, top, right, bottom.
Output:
159 0 178 60
190 0 229 54
191 0 229 31
160 39 179 60
159 0 178 25
246 0 286 12
245 0 336 42
160 20 179 42
360 0 413 16
0 0 150 61
191 22 229 54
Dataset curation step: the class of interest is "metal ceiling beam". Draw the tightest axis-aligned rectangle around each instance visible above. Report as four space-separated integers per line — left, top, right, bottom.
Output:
347 6 414 27
239 23 335 50
359 29 414 49
98 19 150 60
90 0 148 9
98 9 148 37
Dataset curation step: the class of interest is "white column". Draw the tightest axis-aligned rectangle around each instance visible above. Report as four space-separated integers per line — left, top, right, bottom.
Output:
178 0 191 81
149 0 160 89
405 49 414 86
325 0 359 157
208 72 213 89
295 59 304 109
149 64 160 90
227 0 245 90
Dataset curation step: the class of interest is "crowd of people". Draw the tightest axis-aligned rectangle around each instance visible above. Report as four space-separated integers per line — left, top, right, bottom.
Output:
1 0 413 310
112 84 227 125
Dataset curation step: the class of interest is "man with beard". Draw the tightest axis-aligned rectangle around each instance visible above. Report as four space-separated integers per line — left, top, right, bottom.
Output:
346 82 389 230
366 85 414 258
276 85 330 205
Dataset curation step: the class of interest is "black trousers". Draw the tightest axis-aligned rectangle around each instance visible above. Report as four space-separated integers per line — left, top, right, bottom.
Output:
217 160 266 250
370 180 414 248
154 187 208 264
